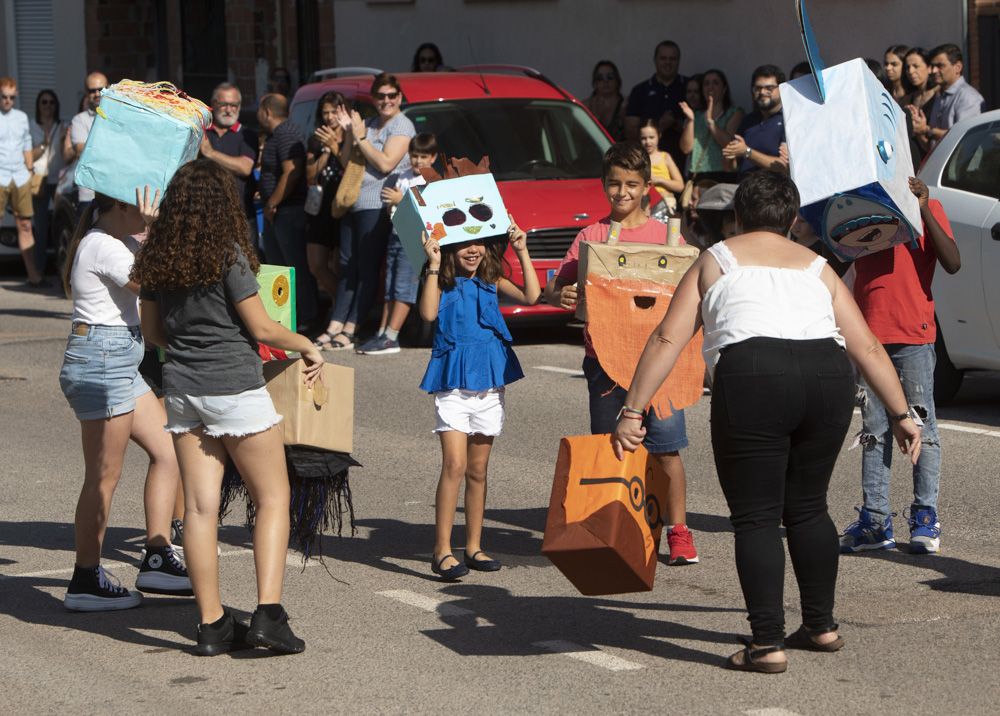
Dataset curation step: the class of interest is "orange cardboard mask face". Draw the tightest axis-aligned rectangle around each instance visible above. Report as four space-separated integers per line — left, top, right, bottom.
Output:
586 273 705 418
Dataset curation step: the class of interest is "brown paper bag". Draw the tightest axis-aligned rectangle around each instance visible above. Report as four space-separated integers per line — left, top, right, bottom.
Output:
541 435 668 595
263 359 354 452
332 145 365 219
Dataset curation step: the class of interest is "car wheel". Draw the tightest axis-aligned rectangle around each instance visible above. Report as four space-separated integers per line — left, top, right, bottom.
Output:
933 329 964 405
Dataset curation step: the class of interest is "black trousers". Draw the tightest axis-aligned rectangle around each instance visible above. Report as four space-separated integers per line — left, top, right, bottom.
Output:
710 337 855 644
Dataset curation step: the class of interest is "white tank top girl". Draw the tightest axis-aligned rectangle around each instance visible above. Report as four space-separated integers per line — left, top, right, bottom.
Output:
701 242 845 378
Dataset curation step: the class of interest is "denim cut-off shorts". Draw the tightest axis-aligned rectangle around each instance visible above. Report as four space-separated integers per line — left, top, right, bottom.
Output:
165 386 282 438
59 325 150 421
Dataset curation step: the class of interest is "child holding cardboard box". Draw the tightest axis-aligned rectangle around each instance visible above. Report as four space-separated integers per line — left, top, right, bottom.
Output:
544 141 699 566
133 159 324 657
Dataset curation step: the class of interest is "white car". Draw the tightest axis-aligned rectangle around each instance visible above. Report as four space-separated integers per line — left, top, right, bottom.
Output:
919 107 1000 403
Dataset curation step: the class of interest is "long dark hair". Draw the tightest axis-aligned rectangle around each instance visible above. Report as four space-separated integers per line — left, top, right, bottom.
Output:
589 60 622 96
885 44 913 92
62 192 119 297
702 69 733 111
436 239 509 291
314 91 346 128
35 89 60 124
904 47 935 90
411 43 443 72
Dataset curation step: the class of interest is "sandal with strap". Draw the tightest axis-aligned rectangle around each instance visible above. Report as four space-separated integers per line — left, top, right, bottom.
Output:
726 643 787 674
784 624 844 652
313 331 336 349
326 332 355 351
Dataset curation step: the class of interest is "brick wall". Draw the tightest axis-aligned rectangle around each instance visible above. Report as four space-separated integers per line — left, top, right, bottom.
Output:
967 0 1000 91
84 0 159 84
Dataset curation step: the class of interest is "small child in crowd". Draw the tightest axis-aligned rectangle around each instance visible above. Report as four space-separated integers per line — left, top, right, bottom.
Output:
418 218 540 579
545 141 699 565
358 132 439 355
132 159 324 656
638 119 685 214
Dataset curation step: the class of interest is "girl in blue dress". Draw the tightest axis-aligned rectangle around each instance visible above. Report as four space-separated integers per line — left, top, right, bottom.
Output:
418 219 540 579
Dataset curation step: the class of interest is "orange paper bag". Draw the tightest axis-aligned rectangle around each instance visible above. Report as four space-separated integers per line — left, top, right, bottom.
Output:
542 435 667 595
263 359 354 453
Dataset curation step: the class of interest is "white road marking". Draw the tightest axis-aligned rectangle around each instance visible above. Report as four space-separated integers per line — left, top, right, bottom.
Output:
378 589 493 624
852 409 1000 439
534 365 584 377
744 709 805 716
533 640 644 671
1 548 254 579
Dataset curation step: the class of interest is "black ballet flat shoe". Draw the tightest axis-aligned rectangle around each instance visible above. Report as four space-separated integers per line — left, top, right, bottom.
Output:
464 550 502 572
431 553 469 581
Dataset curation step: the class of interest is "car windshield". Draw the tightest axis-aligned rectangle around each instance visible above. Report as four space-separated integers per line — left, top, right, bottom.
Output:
403 99 611 181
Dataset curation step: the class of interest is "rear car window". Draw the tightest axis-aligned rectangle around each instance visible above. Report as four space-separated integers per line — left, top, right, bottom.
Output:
403 99 611 181
941 120 1000 200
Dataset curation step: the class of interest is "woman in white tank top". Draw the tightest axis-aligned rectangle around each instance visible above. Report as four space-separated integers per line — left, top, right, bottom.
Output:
612 172 921 674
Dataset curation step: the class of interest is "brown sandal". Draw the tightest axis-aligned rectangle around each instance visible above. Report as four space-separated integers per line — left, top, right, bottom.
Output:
784 624 844 652
726 643 787 673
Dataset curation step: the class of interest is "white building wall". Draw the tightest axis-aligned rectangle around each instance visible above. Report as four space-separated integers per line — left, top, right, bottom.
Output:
332 0 965 110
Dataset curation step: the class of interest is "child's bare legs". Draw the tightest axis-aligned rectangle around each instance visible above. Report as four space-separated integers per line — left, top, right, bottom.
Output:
74 412 134 566
462 434 494 559
654 451 687 526
434 430 468 569
130 391 180 548
172 429 226 624
224 426 290 605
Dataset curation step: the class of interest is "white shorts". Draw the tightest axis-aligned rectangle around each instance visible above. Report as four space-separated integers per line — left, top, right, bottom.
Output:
165 386 282 438
433 388 505 436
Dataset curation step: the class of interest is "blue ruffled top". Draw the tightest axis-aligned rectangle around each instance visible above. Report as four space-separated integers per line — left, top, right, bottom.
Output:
419 277 525 393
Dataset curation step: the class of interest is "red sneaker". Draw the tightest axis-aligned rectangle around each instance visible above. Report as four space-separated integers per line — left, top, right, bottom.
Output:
667 524 699 565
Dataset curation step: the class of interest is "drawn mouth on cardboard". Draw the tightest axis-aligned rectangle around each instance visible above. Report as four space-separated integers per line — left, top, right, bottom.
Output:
633 295 658 310
830 214 899 246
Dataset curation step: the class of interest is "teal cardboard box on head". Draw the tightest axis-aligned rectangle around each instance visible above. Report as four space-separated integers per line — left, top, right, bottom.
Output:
392 173 511 275
75 81 210 206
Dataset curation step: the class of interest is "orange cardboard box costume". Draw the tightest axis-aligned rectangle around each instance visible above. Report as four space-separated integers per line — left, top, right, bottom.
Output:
542 435 668 595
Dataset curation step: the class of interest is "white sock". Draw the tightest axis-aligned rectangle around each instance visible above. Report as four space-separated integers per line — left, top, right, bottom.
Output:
385 327 399 341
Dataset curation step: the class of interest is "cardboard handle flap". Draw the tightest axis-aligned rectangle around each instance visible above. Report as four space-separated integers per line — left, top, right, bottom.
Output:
311 376 328 407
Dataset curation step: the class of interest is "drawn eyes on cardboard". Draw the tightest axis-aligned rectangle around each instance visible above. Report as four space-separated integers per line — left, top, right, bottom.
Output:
616 254 670 269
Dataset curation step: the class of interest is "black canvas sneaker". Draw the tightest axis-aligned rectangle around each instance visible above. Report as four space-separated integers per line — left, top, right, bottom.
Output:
64 565 143 612
136 544 193 596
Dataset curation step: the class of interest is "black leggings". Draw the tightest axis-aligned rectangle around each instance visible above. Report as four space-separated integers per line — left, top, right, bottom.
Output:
710 337 855 644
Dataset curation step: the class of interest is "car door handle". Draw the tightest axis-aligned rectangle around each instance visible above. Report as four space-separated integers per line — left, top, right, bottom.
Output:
992 222 1000 241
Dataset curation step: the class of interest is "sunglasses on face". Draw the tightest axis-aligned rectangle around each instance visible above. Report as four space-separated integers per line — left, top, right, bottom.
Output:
373 91 400 101
595 73 616 81
87 87 104 94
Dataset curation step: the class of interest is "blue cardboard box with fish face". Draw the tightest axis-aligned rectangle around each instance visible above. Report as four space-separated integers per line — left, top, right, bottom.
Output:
782 58 921 261
392 173 511 275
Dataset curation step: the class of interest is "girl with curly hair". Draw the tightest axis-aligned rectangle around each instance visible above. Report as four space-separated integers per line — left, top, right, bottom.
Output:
132 159 324 656
60 188 192 613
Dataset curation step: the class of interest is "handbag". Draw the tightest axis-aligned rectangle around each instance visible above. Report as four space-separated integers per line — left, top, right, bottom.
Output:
29 172 46 197
541 435 669 595
332 144 365 218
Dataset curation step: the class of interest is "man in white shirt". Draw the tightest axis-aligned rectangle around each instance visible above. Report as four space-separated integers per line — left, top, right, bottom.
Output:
0 76 44 285
63 72 108 209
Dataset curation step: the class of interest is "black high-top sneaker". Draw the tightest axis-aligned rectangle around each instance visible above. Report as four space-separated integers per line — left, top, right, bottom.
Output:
247 604 306 654
64 565 143 612
136 544 193 596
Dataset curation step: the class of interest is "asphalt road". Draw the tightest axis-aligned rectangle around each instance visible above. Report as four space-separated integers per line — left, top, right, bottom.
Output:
2 276 999 715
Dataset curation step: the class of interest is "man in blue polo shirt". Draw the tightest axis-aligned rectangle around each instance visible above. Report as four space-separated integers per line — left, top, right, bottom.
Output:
723 65 788 177
625 40 688 166
200 82 258 225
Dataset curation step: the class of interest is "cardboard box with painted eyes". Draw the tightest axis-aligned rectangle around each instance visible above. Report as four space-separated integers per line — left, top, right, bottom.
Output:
782 0 921 262
392 173 511 275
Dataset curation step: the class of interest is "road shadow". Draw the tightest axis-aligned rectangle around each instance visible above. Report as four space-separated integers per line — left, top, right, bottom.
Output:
0 306 72 321
937 372 1000 428
420 583 740 668
846 547 1000 597
0 521 145 567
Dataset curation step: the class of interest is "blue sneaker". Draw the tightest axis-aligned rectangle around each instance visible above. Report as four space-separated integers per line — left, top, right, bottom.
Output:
356 334 400 355
906 506 941 554
839 507 896 553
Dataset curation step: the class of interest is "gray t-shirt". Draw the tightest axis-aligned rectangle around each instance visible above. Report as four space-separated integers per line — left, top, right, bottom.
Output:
141 247 263 396
355 112 415 211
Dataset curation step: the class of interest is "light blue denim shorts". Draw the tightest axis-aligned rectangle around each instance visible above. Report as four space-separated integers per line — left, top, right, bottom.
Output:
164 386 282 438
59 324 150 421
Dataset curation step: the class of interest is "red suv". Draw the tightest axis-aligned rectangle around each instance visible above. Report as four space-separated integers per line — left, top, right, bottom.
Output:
289 65 614 320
